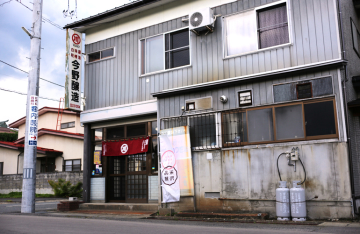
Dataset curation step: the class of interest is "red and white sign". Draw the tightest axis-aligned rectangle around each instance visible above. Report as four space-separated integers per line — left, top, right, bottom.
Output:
102 137 149 156
65 29 82 112
161 150 176 170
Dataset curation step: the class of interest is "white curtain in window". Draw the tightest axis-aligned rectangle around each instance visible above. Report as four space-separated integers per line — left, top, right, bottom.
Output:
146 35 164 73
225 10 258 56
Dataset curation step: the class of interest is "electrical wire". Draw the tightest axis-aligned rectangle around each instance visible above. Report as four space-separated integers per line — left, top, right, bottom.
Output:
0 87 60 102
0 0 13 7
0 59 65 88
16 1 65 31
298 157 307 185
276 152 287 181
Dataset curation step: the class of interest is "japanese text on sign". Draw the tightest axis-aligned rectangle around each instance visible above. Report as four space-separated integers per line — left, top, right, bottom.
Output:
28 95 38 146
65 29 82 111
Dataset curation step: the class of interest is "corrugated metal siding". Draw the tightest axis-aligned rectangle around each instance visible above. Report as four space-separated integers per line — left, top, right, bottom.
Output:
90 177 105 201
84 0 340 110
157 68 346 141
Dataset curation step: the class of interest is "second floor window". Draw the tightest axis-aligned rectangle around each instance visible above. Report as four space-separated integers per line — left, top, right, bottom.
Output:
61 121 75 129
225 2 289 57
140 28 190 75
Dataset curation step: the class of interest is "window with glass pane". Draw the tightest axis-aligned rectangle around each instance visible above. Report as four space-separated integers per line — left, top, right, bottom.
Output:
145 35 164 73
165 29 190 69
101 48 114 59
0 162 3 175
248 108 274 142
275 104 304 140
106 126 124 140
94 128 103 141
351 19 360 57
225 10 258 56
127 124 146 137
88 52 100 62
222 111 247 144
304 101 336 137
189 114 217 148
258 3 289 49
64 159 81 172
151 137 158 173
151 121 158 135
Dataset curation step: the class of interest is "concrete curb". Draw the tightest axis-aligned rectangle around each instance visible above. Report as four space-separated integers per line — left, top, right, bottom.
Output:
0 199 63 204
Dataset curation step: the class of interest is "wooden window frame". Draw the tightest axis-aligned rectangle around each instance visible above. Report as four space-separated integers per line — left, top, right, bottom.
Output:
222 97 338 147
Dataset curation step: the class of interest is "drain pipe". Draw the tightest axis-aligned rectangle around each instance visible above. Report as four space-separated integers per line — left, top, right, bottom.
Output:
336 0 359 216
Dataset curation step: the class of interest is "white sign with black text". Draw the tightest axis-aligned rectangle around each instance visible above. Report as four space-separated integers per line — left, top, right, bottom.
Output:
65 29 82 111
27 95 38 146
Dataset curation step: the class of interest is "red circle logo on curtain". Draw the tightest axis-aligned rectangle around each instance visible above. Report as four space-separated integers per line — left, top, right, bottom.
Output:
72 34 81 44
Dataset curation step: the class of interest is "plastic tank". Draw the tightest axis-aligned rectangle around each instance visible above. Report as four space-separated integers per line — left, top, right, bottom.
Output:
276 181 290 221
290 180 306 221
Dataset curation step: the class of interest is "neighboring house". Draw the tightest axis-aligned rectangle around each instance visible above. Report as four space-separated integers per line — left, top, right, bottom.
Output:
64 0 360 219
0 107 84 175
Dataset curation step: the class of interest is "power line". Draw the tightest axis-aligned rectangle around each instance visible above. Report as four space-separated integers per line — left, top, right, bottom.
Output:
0 59 65 88
0 87 60 102
0 0 13 7
16 0 65 31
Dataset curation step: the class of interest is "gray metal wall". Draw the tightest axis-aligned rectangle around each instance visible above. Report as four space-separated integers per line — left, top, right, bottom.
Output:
158 68 347 141
84 0 340 110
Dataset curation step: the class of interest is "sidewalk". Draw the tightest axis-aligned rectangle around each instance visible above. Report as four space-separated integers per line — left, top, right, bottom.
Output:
0 197 63 204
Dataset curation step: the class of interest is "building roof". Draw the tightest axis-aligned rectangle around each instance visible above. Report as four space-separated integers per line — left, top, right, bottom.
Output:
14 128 84 144
9 107 79 128
0 141 63 156
64 0 175 32
0 127 16 133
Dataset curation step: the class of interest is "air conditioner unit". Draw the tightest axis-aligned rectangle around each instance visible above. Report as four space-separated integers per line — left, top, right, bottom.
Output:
189 8 214 31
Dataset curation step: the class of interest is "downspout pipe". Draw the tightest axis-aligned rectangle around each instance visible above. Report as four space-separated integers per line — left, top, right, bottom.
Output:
336 0 359 216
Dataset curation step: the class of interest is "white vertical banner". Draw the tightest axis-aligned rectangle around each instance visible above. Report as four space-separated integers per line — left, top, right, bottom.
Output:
28 95 38 146
65 29 82 111
160 126 194 203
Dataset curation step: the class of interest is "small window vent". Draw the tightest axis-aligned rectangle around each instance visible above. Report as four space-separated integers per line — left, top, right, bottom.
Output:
239 90 252 107
185 97 212 111
297 83 312 99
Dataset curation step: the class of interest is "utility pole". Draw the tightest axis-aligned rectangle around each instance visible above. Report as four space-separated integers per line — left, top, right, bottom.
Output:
21 0 43 213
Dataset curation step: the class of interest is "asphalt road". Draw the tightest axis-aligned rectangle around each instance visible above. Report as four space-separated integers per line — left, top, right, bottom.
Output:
0 214 360 234
0 201 58 213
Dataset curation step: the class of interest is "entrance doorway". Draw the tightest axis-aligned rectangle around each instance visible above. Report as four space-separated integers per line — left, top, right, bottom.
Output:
107 154 148 203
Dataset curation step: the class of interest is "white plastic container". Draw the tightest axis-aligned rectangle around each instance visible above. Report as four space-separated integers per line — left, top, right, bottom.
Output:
290 180 306 221
276 181 290 221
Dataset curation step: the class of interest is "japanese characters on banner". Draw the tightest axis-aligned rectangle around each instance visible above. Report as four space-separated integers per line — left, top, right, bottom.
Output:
160 126 194 203
102 137 149 156
28 95 38 146
65 29 82 112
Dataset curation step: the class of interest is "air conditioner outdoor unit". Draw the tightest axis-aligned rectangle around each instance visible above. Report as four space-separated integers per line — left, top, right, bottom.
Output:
189 8 214 32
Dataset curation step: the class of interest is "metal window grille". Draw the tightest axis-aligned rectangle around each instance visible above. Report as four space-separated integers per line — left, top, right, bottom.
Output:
160 112 221 150
258 3 289 49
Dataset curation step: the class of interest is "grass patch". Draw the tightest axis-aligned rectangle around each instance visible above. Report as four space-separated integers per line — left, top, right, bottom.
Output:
0 192 55 198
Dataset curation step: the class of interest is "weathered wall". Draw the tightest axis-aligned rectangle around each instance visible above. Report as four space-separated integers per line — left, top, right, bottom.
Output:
165 141 351 219
84 0 341 110
0 147 20 175
0 172 83 194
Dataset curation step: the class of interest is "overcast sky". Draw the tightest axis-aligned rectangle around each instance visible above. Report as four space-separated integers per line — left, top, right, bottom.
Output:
0 0 133 126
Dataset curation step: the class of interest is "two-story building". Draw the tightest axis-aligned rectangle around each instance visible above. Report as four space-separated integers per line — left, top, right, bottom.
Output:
65 0 360 219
